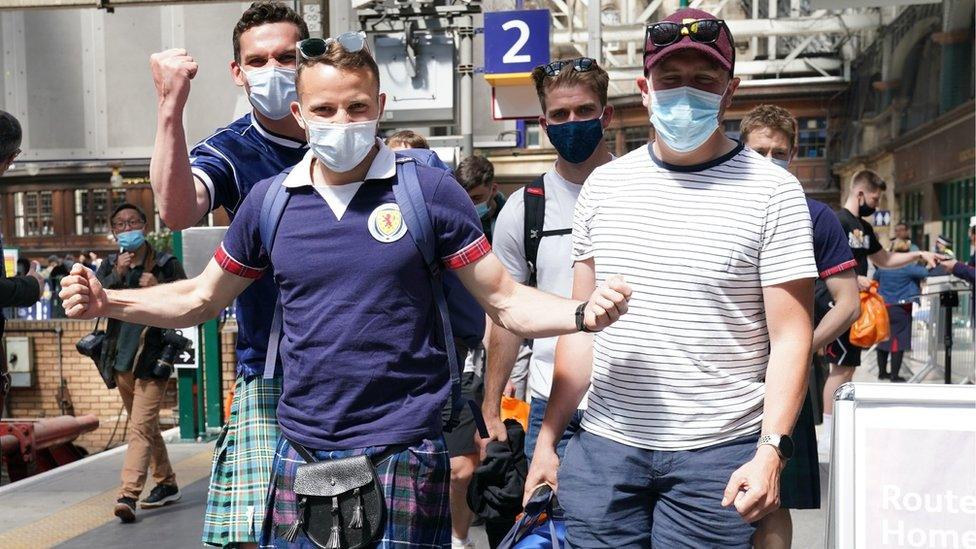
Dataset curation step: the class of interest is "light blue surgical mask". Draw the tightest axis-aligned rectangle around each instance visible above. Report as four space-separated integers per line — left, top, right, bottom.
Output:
117 230 145 252
245 66 297 120
649 86 724 153
770 157 790 169
474 201 490 218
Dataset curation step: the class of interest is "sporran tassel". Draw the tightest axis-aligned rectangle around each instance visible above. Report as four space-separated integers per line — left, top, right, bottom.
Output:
349 488 364 529
325 496 343 549
281 498 305 542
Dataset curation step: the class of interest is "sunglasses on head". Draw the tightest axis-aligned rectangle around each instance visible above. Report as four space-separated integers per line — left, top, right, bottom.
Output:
541 57 595 77
645 19 729 48
297 31 368 62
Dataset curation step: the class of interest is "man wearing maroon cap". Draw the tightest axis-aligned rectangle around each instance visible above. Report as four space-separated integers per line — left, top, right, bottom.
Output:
524 8 818 547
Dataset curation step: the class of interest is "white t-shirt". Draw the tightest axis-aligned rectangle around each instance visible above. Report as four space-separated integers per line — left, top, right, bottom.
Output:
493 168 585 404
573 143 818 451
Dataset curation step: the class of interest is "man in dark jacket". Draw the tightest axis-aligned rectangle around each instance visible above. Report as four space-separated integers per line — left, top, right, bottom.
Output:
96 203 187 523
0 110 44 416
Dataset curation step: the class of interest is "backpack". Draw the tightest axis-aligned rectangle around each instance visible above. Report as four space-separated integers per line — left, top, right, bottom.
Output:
257 155 486 434
523 176 572 287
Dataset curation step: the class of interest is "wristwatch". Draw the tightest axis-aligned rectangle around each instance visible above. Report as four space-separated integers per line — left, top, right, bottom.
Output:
757 434 794 460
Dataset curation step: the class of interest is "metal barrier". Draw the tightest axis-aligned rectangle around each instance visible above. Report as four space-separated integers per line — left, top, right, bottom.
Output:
906 277 974 384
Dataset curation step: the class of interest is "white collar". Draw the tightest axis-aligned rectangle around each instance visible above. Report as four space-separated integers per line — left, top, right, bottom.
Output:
282 139 396 188
249 114 306 149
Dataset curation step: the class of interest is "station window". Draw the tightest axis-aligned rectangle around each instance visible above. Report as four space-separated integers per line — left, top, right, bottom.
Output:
797 117 827 158
14 191 54 237
75 189 127 236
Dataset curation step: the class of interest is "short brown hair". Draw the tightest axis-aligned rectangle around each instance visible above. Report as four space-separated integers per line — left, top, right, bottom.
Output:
233 2 309 63
740 104 797 151
386 130 428 149
296 44 381 95
455 155 495 191
531 58 610 112
852 169 887 192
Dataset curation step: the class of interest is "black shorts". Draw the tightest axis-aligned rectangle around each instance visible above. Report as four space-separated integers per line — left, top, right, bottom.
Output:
825 330 861 367
444 371 484 458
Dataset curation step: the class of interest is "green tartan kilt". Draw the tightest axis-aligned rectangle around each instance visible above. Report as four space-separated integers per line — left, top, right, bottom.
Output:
202 376 282 546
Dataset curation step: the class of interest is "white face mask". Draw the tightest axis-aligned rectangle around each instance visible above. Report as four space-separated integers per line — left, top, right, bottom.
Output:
302 115 378 173
245 67 297 120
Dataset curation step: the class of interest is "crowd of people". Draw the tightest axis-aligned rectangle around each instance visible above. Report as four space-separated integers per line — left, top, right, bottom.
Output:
0 2 972 548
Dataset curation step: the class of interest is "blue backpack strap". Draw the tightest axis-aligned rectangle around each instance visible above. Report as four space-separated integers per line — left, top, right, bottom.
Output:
258 169 293 380
392 157 471 432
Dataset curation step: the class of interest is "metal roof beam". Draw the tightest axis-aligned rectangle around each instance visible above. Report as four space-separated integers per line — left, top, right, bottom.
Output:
553 12 880 44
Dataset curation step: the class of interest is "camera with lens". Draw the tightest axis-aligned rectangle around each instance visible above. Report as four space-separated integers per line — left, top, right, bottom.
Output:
76 330 106 367
152 329 193 379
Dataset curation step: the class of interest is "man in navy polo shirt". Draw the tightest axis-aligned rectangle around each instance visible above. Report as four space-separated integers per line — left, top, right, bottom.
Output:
147 2 308 546
60 38 631 548
741 104 860 549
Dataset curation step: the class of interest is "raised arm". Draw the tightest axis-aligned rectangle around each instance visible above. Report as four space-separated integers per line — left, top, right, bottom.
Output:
453 252 630 339
60 259 251 328
870 248 941 270
149 48 212 230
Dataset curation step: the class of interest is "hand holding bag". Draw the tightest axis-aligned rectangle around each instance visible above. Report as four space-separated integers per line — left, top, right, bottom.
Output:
280 442 387 549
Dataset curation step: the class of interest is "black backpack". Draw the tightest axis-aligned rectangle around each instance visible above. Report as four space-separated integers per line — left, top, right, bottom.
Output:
523 176 572 287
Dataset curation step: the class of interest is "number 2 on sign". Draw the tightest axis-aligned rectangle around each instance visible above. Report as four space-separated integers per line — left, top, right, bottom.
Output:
502 19 531 64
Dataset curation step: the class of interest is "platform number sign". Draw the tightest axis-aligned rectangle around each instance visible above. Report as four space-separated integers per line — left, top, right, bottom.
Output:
484 10 551 74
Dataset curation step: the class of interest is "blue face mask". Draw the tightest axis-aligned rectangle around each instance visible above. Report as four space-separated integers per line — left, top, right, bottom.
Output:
545 115 605 164
770 157 791 169
117 230 145 252
649 86 725 153
474 201 490 219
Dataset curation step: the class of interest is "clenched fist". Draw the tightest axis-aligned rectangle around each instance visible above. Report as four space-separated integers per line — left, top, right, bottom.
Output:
582 274 632 332
150 48 198 109
59 263 108 320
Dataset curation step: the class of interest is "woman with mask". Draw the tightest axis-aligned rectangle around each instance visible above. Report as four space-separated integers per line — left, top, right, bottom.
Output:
95 203 187 523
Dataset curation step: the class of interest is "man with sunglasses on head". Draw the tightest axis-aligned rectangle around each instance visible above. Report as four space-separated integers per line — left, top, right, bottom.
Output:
524 8 820 548
61 32 632 548
482 57 613 463
147 2 308 547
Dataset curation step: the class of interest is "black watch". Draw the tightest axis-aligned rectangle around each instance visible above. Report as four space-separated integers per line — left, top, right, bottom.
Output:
574 301 592 333
757 434 794 460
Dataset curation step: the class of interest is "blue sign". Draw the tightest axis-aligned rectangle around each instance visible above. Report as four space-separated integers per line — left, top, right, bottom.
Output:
484 9 550 74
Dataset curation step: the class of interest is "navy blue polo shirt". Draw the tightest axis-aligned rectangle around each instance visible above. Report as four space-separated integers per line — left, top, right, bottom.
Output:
216 144 490 450
807 198 856 278
189 113 307 379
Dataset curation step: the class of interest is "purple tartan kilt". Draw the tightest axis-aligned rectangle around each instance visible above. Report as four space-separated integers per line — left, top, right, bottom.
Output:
259 436 451 548
877 303 913 353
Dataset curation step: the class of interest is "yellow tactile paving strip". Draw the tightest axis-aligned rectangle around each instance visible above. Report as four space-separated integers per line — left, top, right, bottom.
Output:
0 446 214 548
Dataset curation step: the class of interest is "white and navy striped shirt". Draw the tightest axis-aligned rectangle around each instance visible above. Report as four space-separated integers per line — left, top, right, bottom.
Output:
573 142 817 451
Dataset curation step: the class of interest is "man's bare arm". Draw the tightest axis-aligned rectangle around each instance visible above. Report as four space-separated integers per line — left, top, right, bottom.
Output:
870 249 941 270
812 270 859 351
149 48 212 230
60 259 251 328
723 277 814 523
454 252 630 338
522 259 597 503
481 324 523 444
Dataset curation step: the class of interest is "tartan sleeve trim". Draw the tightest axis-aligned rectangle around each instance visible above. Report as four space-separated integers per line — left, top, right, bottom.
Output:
820 259 857 280
442 235 491 270
214 243 265 279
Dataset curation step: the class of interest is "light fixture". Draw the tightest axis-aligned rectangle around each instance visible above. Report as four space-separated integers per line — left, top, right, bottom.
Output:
109 167 123 188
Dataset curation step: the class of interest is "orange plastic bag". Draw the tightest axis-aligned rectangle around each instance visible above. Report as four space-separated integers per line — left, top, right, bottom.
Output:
849 280 890 348
500 396 530 432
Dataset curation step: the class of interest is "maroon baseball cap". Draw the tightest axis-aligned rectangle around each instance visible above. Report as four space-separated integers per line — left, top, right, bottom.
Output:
643 8 735 74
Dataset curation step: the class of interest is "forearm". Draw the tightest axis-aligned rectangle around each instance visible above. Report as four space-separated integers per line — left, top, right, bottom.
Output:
150 106 206 230
483 324 523 421
761 332 812 437
812 272 860 350
874 250 921 270
104 278 221 328
492 282 581 339
0 277 41 307
536 332 592 453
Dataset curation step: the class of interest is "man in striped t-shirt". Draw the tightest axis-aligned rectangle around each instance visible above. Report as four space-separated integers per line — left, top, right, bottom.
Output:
525 8 818 547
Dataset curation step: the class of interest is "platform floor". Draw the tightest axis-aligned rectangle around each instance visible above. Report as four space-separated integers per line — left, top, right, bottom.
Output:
3 359 905 548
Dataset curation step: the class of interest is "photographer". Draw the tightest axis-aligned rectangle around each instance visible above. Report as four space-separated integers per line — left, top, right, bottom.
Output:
95 203 187 523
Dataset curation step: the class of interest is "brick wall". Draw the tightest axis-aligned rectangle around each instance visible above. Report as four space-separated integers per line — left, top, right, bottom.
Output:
4 319 240 454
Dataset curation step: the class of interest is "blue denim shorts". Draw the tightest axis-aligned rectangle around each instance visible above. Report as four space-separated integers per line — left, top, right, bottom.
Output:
558 430 759 548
